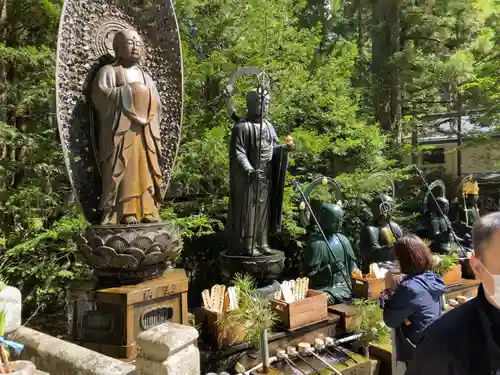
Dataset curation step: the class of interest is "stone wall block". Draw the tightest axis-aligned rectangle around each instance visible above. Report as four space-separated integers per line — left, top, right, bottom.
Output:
135 322 199 375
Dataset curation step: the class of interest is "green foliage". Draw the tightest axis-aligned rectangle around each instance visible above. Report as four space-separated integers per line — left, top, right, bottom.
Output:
217 274 277 348
432 253 459 277
0 213 91 310
0 0 89 312
0 305 6 336
351 298 390 348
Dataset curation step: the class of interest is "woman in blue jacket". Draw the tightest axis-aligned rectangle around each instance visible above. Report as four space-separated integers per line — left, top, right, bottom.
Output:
379 235 445 366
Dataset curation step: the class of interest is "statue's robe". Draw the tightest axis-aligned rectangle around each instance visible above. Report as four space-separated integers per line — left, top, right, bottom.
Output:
92 64 163 224
226 120 288 254
428 212 454 254
360 221 403 272
459 204 480 227
304 232 358 304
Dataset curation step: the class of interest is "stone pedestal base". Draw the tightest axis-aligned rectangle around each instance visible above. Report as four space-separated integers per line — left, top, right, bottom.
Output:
69 269 189 359
135 322 199 375
220 250 285 285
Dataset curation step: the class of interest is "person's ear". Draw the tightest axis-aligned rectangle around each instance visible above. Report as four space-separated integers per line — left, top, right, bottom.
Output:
469 253 483 281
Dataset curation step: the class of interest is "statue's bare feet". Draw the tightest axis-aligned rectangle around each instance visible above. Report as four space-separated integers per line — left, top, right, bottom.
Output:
259 245 274 256
142 214 158 223
244 247 262 257
122 215 139 224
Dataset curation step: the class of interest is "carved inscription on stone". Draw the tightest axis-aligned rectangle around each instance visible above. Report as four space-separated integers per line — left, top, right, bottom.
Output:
140 306 174 331
143 289 153 300
163 284 177 296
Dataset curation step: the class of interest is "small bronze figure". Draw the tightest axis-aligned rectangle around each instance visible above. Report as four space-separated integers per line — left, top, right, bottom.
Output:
424 182 454 254
92 29 163 225
452 177 480 244
303 203 358 304
359 194 403 271
226 89 293 257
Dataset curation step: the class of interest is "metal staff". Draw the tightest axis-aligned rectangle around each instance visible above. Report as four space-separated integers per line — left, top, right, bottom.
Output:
414 166 465 254
293 180 352 291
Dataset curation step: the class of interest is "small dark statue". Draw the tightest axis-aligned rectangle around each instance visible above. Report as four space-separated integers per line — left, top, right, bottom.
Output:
422 181 468 257
303 203 358 304
453 179 480 244
426 195 455 254
460 180 480 226
359 194 403 272
226 89 293 257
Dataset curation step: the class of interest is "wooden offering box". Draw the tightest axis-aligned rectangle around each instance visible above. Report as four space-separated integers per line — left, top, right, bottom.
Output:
328 303 357 333
270 289 328 331
442 264 462 286
352 276 385 301
70 269 188 359
195 307 246 348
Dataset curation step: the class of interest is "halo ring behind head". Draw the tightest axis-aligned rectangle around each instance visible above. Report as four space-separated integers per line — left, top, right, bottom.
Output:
298 176 343 228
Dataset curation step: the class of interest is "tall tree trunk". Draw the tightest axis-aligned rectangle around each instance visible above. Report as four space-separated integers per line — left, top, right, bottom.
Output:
371 0 402 144
411 128 418 164
0 0 7 169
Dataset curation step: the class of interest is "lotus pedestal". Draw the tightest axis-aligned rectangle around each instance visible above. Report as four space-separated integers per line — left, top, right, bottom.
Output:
77 222 183 286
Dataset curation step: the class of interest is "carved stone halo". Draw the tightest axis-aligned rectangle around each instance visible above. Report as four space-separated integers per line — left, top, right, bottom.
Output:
93 18 135 58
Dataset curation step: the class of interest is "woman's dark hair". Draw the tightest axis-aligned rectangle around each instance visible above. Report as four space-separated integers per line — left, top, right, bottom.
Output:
393 235 433 276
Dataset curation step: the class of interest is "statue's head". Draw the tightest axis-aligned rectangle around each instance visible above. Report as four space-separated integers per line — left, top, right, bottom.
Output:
434 196 450 215
465 194 479 206
113 29 143 64
246 89 270 121
371 193 394 220
317 203 344 235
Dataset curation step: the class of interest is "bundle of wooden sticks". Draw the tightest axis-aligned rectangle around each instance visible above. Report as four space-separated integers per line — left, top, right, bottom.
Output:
273 277 309 303
201 277 311 314
201 284 239 314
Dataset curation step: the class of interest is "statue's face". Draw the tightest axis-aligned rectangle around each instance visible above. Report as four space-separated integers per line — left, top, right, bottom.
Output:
114 30 143 63
372 194 394 220
246 90 270 119
319 203 344 233
466 194 479 205
436 197 450 215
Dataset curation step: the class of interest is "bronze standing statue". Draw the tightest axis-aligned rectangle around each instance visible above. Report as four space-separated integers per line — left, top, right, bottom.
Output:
92 30 163 225
226 85 293 256
56 0 184 284
221 68 291 284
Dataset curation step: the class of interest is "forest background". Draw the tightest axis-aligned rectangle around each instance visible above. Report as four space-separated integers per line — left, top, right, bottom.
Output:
0 0 499 313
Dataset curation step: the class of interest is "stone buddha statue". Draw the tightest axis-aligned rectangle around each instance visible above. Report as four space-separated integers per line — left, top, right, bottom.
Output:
91 29 163 225
426 196 455 254
303 203 358 304
226 89 293 257
359 194 403 272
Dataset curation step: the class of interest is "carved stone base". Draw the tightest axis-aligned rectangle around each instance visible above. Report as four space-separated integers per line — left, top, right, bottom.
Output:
220 250 285 285
69 269 189 359
77 222 182 285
